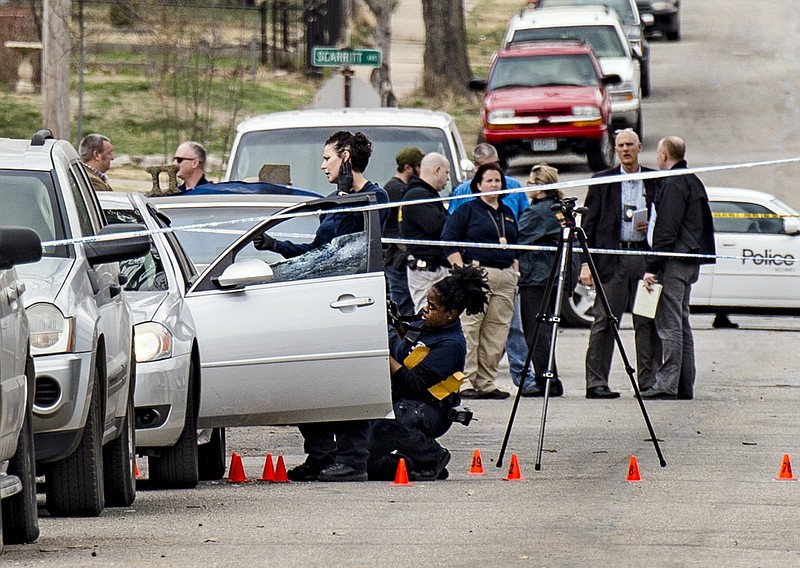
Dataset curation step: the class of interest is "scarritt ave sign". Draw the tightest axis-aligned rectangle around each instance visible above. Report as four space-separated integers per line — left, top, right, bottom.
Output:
312 47 382 68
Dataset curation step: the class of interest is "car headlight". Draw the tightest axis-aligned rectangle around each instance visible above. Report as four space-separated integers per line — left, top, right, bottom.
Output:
27 303 74 355
610 81 635 93
134 321 173 362
487 109 515 123
572 106 601 119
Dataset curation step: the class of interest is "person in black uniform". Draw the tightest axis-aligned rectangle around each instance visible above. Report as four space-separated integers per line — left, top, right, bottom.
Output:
368 265 490 481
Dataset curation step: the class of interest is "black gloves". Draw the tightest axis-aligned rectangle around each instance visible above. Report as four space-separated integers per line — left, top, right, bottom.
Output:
336 161 354 195
253 232 276 251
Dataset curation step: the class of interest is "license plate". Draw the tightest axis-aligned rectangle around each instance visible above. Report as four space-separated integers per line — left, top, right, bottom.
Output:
532 138 557 151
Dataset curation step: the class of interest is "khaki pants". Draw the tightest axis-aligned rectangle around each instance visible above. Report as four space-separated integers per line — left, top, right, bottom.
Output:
407 265 450 314
462 266 518 394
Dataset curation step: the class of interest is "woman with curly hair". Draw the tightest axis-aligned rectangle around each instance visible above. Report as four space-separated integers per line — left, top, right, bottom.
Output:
369 265 490 481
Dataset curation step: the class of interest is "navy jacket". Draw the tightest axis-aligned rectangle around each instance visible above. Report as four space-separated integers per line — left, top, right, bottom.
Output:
399 175 450 267
441 198 517 269
274 181 389 258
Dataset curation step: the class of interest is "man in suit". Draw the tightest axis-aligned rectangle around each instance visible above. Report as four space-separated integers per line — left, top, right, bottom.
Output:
580 129 661 398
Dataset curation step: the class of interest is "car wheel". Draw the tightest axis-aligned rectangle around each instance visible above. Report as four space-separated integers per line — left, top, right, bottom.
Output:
641 63 651 98
665 14 680 41
587 131 615 171
45 362 105 517
149 359 199 489
2 355 40 544
560 282 596 327
197 427 226 481
103 380 136 507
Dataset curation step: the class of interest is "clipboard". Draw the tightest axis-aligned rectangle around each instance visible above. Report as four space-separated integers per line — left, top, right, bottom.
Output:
632 279 662 319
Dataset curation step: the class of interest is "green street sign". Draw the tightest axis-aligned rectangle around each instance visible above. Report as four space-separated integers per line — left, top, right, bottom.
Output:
312 47 382 68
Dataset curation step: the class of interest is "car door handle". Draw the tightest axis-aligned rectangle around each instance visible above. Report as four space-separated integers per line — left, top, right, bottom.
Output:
330 295 375 310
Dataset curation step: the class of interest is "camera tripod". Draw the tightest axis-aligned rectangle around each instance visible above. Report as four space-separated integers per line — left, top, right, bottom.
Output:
497 197 666 471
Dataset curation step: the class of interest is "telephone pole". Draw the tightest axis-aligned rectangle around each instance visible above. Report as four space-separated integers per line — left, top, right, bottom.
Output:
42 0 72 140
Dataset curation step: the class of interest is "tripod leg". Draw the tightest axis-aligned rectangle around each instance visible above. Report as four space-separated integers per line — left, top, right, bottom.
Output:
574 228 667 467
497 228 566 468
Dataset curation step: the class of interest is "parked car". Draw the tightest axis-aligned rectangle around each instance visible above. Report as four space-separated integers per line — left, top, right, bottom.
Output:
563 187 800 325
0 130 150 517
504 7 643 136
636 0 680 41
225 108 474 196
469 40 619 171
0 228 41 552
533 0 651 96
99 192 204 488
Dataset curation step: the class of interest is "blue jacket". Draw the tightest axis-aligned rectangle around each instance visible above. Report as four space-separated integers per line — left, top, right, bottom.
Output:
392 320 466 406
274 181 389 258
448 175 528 220
441 198 518 268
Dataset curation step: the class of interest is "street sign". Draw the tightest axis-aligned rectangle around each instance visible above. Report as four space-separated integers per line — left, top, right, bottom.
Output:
312 47 382 68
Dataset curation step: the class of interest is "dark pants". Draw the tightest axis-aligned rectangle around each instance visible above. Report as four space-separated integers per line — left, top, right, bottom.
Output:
297 420 370 472
386 265 414 317
519 285 558 388
585 254 661 391
368 399 451 478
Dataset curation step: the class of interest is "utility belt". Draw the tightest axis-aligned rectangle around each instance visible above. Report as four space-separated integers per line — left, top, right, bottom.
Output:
407 255 447 272
468 259 513 270
618 240 649 251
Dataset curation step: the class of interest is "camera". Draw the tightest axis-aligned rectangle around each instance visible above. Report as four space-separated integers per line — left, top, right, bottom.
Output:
550 196 585 227
448 405 474 426
387 299 402 328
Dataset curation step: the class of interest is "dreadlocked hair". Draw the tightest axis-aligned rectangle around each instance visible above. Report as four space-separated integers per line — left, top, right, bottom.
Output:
433 265 490 316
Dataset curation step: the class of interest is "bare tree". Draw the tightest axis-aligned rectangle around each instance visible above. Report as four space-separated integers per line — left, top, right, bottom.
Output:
421 0 473 99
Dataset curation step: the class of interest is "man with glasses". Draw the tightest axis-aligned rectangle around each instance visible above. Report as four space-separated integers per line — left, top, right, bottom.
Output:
173 141 210 193
580 128 661 398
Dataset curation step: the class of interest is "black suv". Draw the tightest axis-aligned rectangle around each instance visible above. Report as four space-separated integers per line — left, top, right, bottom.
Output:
636 0 680 41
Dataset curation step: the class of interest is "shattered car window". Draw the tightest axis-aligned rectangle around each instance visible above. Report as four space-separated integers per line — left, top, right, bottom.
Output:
268 231 368 283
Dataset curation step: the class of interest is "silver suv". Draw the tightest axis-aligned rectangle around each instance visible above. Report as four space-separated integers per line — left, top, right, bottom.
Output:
0 130 150 517
0 228 41 551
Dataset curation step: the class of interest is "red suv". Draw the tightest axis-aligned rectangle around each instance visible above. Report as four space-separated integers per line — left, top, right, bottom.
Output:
470 41 620 171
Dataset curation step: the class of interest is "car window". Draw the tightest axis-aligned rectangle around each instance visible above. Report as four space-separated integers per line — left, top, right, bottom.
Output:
536 0 637 24
104 208 168 292
67 169 97 237
231 125 458 196
0 171 68 257
71 164 106 231
489 54 599 89
711 201 784 235
511 25 626 57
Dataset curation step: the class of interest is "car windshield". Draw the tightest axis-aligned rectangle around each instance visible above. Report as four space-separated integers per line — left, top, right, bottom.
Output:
511 25 626 57
104 208 169 292
0 170 68 257
489 54 599 89
159 204 320 268
229 126 458 196
536 0 637 24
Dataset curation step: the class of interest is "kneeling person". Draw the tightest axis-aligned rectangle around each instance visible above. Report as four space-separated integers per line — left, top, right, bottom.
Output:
369 265 490 481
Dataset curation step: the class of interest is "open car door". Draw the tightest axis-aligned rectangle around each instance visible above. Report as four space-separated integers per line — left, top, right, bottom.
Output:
185 194 392 427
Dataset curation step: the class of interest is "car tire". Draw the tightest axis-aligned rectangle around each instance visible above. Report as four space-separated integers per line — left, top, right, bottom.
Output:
198 427 226 481
665 14 680 41
560 282 596 327
149 359 199 489
103 378 136 508
641 62 651 98
2 355 40 544
587 131 615 171
45 362 105 517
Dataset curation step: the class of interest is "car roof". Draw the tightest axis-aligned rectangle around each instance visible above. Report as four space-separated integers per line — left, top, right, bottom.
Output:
236 108 457 134
706 186 778 203
532 0 641 25
498 39 596 57
150 193 314 209
509 5 624 28
0 138 76 171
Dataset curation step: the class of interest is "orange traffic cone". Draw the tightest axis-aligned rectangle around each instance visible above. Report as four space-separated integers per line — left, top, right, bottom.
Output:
260 453 275 482
134 457 143 480
468 449 486 476
390 457 413 486
272 455 290 483
504 453 525 481
776 453 797 481
226 452 248 483
626 455 642 482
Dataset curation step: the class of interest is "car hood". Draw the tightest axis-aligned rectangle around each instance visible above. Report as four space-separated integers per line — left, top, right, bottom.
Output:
126 291 170 325
598 58 637 82
16 257 74 305
486 85 602 112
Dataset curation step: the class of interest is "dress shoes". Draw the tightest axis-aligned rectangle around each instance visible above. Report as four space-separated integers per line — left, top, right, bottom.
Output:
317 463 368 482
409 449 451 481
639 388 677 400
521 379 564 398
585 385 621 399
460 388 510 400
286 461 325 481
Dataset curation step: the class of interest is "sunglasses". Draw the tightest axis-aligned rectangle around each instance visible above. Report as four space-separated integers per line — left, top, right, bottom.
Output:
173 156 195 163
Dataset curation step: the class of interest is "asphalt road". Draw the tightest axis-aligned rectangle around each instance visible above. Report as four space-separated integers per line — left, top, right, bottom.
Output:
7 2 800 566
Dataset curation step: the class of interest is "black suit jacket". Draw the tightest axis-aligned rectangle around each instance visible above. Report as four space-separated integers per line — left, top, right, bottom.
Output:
580 165 660 283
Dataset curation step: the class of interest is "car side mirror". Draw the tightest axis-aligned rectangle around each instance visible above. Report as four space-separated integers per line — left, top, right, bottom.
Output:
0 227 42 269
460 158 476 176
602 74 622 85
85 224 151 266
468 78 487 91
784 217 800 235
213 258 274 290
